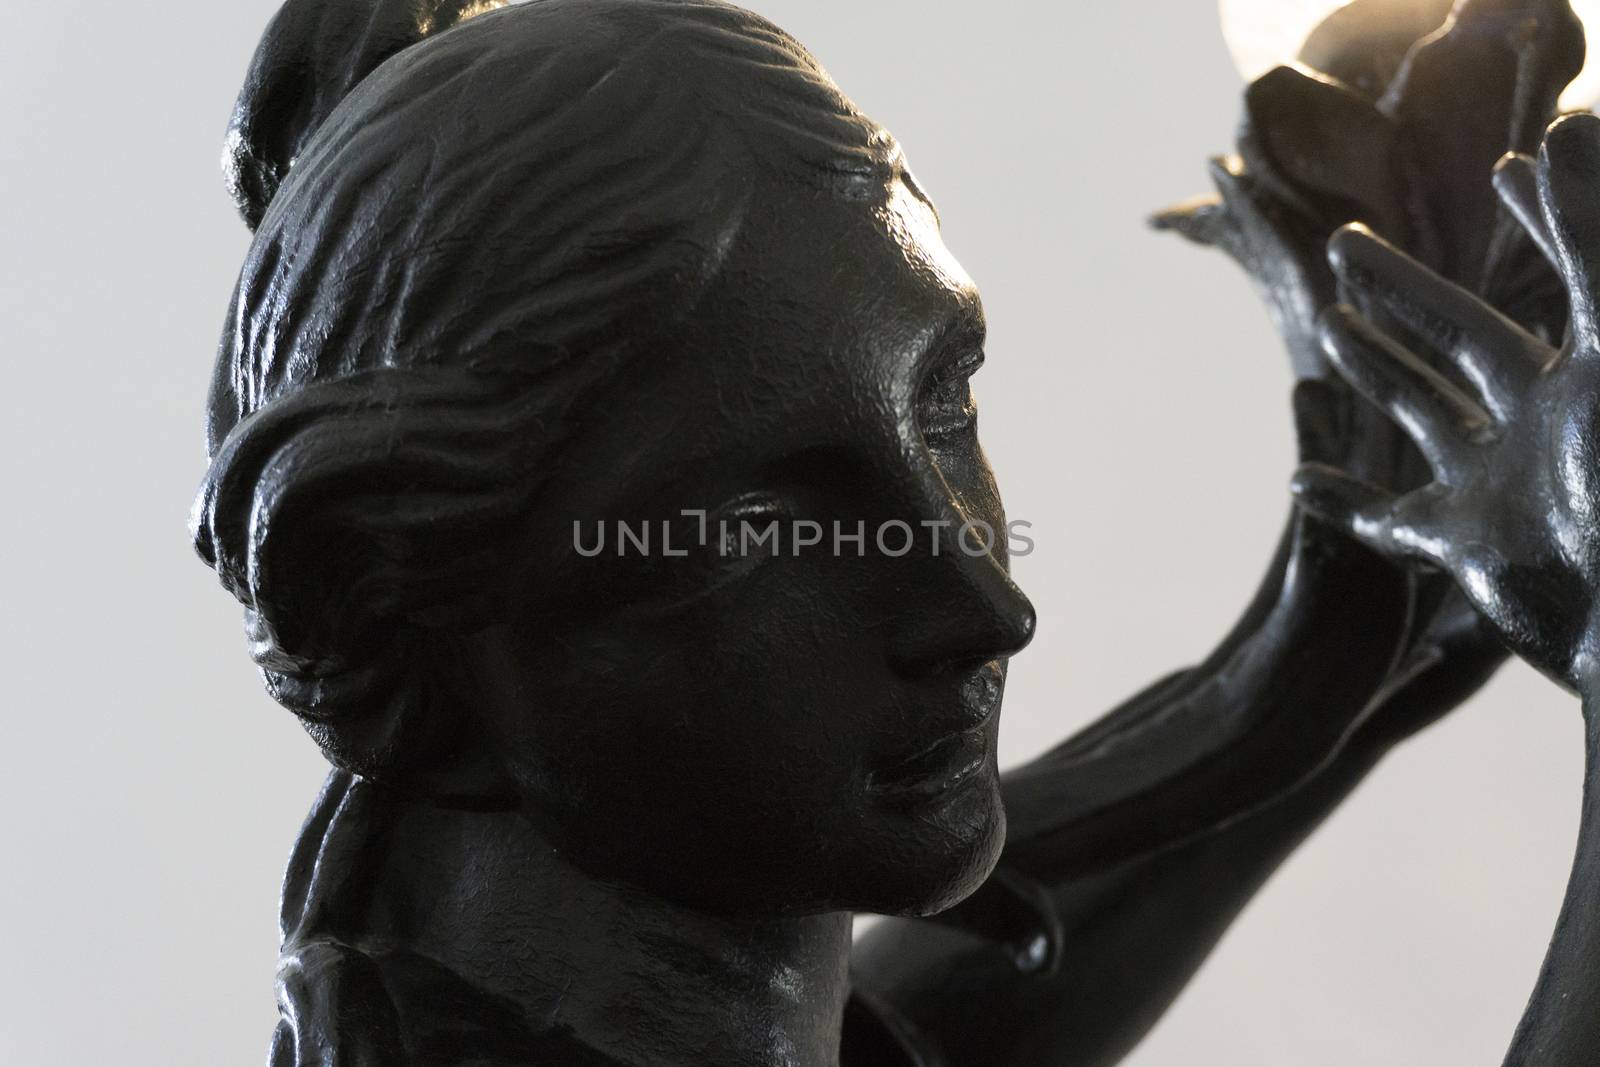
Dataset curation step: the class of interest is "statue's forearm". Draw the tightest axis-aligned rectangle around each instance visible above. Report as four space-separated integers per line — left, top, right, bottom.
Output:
930 520 1497 962
997 513 1412 885
854 723 1386 1067
853 611 1502 1067
1502 691 1600 1066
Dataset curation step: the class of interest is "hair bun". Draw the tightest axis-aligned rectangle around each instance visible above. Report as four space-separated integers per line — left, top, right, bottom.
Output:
225 0 499 230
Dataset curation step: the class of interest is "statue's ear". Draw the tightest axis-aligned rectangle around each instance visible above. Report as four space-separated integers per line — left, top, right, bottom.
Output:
226 0 505 230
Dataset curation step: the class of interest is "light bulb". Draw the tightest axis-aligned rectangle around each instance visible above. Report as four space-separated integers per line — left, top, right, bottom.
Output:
1219 0 1600 110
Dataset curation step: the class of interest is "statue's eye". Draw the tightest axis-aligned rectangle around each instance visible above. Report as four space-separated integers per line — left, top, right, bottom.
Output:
706 493 794 564
631 493 798 612
919 352 982 442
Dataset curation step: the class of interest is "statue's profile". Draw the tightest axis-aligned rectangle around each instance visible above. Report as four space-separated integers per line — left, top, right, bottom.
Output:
194 0 1600 1063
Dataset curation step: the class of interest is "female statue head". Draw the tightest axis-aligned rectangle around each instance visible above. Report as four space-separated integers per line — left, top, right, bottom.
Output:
194 0 1035 921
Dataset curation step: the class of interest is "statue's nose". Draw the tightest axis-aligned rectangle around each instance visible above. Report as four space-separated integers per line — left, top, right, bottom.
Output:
886 546 1036 676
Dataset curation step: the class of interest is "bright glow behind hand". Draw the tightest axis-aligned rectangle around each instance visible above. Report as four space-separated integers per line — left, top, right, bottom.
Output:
1219 0 1600 109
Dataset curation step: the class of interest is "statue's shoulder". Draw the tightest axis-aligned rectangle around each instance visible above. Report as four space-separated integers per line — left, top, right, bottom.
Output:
269 934 627 1066
270 773 624 1065
270 772 934 1066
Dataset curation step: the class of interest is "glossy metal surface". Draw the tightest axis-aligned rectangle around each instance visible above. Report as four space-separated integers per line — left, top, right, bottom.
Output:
193 0 1600 1063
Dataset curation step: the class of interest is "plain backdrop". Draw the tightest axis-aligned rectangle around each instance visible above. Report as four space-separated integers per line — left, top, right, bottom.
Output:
0 1 1584 1064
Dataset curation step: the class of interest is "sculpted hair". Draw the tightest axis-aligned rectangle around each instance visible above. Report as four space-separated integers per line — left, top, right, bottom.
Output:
193 0 902 788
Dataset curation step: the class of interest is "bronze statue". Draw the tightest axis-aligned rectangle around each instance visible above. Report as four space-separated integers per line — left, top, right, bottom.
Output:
193 0 1600 1062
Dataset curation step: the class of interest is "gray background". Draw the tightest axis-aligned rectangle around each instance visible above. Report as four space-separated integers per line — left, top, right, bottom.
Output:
0 1 1582 1063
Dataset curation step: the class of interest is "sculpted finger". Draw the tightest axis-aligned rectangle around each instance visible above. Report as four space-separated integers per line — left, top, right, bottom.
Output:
1291 465 1446 568
1327 224 1543 417
1494 152 1562 271
1291 378 1347 466
1317 305 1491 479
1290 464 1402 555
1539 113 1600 351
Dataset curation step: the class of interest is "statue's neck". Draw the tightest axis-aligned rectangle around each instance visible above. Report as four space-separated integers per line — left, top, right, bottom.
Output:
284 772 853 1067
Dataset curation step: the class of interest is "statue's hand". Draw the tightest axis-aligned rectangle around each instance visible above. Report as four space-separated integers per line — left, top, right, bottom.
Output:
1295 115 1600 695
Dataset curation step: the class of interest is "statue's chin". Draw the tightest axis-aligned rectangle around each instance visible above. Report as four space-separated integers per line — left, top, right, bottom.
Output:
863 772 1007 920
532 762 1008 922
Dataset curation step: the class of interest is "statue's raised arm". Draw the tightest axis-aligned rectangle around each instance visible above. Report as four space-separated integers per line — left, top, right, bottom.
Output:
1296 113 1600 1065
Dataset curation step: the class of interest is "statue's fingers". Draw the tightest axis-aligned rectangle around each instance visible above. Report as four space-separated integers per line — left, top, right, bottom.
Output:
1493 152 1562 272
1327 225 1544 418
1538 113 1600 352
1290 463 1404 556
1291 378 1347 466
1317 305 1491 480
1291 464 1446 569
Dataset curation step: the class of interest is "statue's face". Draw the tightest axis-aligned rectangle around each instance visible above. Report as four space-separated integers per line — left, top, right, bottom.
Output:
470 172 1036 917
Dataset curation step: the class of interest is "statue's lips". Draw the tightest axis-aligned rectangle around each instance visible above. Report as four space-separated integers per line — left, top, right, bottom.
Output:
864 662 998 796
865 721 991 800
865 664 1002 802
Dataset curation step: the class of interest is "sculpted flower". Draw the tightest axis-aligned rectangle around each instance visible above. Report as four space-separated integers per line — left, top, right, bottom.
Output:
1157 0 1581 380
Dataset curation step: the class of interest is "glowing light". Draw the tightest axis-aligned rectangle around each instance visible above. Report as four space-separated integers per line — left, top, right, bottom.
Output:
458 0 512 19
418 0 511 35
1219 0 1600 110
